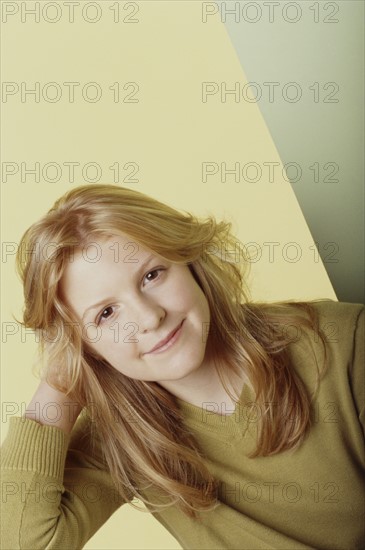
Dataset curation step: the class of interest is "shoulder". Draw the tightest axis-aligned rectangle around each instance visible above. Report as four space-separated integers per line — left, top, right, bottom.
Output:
289 299 364 431
257 298 363 356
308 298 364 324
308 299 364 437
245 298 364 438
282 298 364 368
305 299 364 362
255 299 363 403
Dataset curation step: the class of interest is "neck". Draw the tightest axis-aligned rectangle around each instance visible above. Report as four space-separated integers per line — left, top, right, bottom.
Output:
158 357 248 416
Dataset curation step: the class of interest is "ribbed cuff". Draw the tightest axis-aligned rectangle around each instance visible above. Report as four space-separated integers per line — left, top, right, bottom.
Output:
1 416 71 480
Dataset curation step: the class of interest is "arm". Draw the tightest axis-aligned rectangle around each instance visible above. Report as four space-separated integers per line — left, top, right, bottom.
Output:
1 382 131 550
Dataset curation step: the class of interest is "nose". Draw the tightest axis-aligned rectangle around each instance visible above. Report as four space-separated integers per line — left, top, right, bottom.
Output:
126 295 165 334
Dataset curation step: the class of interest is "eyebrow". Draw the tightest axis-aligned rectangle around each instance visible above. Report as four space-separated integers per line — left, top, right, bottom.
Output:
81 253 156 321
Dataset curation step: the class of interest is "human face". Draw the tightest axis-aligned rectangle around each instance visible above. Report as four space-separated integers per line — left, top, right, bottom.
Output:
59 234 212 390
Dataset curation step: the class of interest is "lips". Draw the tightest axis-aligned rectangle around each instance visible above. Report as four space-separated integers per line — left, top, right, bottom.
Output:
145 320 184 354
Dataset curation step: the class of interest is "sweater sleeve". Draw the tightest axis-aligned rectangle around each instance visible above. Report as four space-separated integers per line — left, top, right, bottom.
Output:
349 305 365 437
1 410 130 549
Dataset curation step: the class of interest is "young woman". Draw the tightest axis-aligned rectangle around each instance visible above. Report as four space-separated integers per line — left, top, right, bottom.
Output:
1 183 364 549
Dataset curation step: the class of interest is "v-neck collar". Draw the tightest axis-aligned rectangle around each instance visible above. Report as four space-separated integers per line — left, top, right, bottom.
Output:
176 381 256 437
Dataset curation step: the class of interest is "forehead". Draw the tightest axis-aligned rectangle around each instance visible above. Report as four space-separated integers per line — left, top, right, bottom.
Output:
69 233 154 265
58 234 157 300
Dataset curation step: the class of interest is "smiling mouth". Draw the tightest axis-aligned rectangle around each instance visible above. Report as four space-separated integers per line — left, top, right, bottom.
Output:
144 320 185 355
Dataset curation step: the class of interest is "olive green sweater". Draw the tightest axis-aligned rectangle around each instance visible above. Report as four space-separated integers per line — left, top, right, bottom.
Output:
1 300 364 549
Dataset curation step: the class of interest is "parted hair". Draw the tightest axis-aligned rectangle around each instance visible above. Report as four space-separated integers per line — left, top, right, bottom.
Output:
15 184 328 518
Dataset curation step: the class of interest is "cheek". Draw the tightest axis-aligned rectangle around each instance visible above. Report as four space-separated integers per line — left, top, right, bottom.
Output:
83 331 117 362
189 278 209 312
96 331 138 362
173 270 206 306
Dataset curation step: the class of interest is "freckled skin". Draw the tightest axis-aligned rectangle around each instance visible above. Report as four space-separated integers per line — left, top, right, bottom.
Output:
59 234 222 402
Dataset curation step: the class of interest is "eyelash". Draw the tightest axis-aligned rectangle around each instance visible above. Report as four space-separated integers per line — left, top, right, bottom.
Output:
95 267 166 325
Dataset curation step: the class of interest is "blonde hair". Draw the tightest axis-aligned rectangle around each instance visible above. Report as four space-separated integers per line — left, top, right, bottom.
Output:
15 184 328 519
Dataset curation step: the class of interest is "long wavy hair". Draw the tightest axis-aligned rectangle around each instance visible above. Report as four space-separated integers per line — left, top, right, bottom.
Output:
15 183 328 519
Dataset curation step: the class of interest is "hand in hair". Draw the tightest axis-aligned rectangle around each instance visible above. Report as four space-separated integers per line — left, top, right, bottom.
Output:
27 341 84 433
24 379 83 435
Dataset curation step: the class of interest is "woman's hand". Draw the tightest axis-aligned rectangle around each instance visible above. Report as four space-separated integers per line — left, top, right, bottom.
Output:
24 379 83 434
